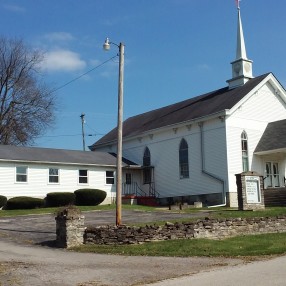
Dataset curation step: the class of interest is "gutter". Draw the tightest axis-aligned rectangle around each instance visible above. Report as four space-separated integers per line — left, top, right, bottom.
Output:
199 122 226 207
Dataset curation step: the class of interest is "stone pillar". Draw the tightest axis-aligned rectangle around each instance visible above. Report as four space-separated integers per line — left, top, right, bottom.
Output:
236 171 265 211
55 206 85 248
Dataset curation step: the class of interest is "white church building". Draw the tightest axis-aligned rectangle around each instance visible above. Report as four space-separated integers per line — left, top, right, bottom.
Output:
90 7 286 207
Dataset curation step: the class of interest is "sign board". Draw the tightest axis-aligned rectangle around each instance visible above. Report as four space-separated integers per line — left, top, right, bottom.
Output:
245 176 261 204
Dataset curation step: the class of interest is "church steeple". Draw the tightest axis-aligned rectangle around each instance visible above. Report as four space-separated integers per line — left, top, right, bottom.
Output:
227 5 253 89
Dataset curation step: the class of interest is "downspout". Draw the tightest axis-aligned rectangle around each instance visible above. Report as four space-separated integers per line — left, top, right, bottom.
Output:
198 122 226 207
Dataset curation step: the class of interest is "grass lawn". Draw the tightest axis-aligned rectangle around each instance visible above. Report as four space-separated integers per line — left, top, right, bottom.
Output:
73 232 286 257
0 204 157 217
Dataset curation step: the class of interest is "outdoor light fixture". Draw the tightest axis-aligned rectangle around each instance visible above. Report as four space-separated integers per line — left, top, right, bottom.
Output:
103 38 111 51
103 37 125 226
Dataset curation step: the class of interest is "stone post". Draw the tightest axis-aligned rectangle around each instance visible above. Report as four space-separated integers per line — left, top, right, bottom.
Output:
236 171 265 211
55 206 85 248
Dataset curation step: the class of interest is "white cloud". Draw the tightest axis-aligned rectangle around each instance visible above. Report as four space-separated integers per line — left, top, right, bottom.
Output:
43 32 74 43
41 49 86 72
3 4 25 13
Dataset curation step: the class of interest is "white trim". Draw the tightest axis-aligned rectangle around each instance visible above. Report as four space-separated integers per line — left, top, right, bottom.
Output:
48 167 60 185
105 170 115 185
15 165 28 184
78 169 89 185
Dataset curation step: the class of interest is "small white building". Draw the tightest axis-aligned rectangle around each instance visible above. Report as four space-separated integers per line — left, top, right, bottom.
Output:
0 144 138 204
90 8 286 207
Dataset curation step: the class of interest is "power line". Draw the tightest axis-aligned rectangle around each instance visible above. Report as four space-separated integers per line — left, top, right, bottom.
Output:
40 133 103 138
51 55 118 93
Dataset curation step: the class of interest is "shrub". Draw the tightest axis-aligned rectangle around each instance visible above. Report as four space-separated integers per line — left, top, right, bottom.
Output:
0 195 7 208
74 189 107 206
5 196 45 210
45 192 75 207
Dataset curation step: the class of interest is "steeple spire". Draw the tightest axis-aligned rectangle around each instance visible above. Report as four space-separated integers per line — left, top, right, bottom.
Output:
227 5 253 89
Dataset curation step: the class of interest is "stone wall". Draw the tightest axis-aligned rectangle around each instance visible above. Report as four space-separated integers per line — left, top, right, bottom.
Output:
84 216 286 245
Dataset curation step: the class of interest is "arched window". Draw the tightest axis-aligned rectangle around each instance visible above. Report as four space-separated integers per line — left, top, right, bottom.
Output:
179 139 189 178
143 147 151 184
241 131 249 172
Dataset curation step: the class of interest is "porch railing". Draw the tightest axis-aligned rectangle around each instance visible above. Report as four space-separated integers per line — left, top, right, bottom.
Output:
122 182 147 197
122 182 159 198
148 182 159 197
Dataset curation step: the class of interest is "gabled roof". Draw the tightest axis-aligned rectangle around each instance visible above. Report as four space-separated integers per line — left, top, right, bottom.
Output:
0 144 136 167
90 73 270 149
254 119 286 154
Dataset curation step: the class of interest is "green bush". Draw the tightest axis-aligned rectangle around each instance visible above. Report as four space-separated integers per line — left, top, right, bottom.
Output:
74 189 107 206
0 195 7 208
45 192 75 207
5 196 45 210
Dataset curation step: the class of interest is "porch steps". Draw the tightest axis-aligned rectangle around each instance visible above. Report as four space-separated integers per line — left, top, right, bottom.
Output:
137 196 158 207
264 188 286 207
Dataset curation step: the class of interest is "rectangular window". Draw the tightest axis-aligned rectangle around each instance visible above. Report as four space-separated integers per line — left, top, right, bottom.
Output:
265 162 280 188
16 166 27 182
126 173 132 185
106 171 114 184
180 163 189 179
79 169 88 184
143 168 152 184
49 168 59 183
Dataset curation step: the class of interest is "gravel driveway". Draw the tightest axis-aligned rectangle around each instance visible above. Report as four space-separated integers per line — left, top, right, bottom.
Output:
0 209 245 285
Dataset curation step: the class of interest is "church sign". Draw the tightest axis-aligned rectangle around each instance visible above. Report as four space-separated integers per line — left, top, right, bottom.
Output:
236 171 265 211
245 176 261 204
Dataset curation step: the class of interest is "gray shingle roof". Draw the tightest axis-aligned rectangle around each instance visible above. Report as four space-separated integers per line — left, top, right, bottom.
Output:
0 144 136 166
254 119 286 153
90 73 270 149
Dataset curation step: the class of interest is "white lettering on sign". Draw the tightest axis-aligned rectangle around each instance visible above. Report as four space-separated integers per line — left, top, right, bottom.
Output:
245 176 261 204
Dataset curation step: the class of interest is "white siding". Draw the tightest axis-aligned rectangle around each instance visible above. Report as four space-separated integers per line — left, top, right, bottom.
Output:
226 80 286 193
0 162 116 204
118 119 228 199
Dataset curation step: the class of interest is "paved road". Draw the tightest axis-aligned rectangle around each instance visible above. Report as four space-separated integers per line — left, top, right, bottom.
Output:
0 240 242 286
148 255 286 286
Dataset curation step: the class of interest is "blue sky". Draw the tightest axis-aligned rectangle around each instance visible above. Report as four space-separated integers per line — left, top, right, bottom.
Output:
1 0 285 150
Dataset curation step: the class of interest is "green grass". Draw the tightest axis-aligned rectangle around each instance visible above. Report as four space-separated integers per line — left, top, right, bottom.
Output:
207 207 286 219
73 232 286 257
1 204 286 220
0 204 158 217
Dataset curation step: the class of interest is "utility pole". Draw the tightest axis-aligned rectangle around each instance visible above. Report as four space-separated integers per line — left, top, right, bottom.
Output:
80 113 86 151
115 42 124 226
103 38 125 226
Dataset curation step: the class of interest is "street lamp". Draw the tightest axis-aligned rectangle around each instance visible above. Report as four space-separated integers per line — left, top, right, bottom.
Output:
103 38 125 226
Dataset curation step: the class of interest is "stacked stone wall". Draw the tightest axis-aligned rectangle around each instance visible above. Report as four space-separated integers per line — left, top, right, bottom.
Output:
84 216 286 245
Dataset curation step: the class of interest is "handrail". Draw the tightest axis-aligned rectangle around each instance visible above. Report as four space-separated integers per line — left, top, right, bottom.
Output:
122 182 160 198
122 182 147 197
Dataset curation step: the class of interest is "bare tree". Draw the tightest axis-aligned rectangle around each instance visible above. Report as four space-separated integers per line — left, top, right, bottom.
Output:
0 36 56 145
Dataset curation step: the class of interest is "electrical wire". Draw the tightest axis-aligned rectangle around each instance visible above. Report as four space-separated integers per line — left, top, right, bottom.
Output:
40 133 104 138
51 55 118 93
